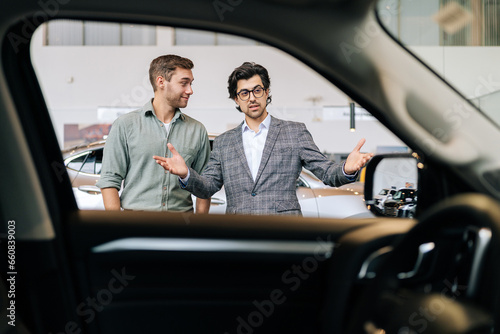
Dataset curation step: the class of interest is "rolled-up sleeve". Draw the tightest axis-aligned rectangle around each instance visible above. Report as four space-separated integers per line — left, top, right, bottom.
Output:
96 119 128 190
184 136 224 199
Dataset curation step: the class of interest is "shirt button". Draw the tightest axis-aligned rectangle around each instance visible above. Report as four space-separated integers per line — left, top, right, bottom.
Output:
165 170 168 174
162 203 166 206
251 193 256 197
163 186 167 190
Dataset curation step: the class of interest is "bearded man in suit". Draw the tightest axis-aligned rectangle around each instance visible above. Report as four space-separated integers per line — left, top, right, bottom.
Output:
154 62 373 215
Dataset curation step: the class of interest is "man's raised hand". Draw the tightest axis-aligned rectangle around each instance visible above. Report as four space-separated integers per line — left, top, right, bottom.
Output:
344 138 374 175
153 143 189 179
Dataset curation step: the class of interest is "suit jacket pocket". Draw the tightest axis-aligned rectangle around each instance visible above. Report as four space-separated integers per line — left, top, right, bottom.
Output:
272 146 299 170
275 200 301 213
279 146 295 153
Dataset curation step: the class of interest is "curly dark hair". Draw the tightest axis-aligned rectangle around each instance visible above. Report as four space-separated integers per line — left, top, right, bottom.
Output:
227 62 272 112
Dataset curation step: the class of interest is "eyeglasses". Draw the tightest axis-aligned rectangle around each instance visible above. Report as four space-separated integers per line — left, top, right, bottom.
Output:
236 86 265 101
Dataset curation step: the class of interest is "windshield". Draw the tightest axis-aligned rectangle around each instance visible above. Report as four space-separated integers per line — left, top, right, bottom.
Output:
31 20 404 217
379 189 389 195
376 0 500 127
393 189 416 201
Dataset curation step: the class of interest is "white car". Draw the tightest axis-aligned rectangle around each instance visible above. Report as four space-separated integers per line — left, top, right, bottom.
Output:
296 171 371 218
373 187 397 213
195 169 372 218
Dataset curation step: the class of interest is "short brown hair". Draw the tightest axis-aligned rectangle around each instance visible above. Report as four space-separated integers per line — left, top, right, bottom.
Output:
149 55 194 91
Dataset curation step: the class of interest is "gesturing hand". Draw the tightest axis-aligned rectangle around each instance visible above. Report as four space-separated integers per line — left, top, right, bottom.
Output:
344 138 374 175
153 143 189 179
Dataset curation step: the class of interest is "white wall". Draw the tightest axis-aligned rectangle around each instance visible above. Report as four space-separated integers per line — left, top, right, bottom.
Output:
31 24 406 154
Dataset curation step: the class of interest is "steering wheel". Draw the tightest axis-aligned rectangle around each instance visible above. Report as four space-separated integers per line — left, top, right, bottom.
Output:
345 193 500 334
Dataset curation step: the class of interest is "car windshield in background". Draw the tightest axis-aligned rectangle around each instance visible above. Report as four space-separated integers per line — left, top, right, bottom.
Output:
392 188 416 201
376 0 500 128
32 20 405 216
379 189 389 195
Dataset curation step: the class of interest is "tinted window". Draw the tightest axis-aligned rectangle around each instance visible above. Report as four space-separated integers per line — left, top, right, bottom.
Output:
296 177 309 188
94 149 103 174
67 153 89 171
80 152 96 174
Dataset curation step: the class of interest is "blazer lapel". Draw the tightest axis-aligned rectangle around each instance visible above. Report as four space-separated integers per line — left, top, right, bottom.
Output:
253 116 281 186
233 123 253 181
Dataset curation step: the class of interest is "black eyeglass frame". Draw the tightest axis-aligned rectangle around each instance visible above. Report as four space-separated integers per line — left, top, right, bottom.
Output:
236 85 265 101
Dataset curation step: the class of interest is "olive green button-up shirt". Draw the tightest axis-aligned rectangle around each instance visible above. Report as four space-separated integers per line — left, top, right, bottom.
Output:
97 99 210 211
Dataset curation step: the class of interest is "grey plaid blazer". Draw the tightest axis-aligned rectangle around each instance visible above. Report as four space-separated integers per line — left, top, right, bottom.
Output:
185 116 352 215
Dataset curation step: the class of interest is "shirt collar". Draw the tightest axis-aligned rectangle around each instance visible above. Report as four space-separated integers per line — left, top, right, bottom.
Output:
242 113 271 133
144 98 185 122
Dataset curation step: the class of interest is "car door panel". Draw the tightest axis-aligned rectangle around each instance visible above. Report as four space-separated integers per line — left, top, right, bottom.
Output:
296 186 318 217
61 211 412 333
312 191 370 219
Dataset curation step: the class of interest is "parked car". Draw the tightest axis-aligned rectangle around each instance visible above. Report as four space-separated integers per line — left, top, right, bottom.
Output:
383 188 418 217
3 0 500 333
396 200 417 218
63 140 372 218
373 186 397 213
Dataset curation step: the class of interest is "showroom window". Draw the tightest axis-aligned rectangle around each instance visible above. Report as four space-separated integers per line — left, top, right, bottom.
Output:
378 0 500 46
439 0 500 46
45 20 157 46
174 28 259 46
45 21 259 46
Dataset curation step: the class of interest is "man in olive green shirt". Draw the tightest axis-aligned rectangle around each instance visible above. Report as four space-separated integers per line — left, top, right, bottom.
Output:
97 55 211 212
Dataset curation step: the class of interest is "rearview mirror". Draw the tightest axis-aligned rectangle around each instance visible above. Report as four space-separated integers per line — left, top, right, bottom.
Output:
364 154 419 218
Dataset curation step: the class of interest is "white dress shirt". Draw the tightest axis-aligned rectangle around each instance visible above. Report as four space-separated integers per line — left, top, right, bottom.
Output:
241 114 271 181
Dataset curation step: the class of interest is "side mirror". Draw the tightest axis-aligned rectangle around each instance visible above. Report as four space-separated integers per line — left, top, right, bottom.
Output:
364 153 419 217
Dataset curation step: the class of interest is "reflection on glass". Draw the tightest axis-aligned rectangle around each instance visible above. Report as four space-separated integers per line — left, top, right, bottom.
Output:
66 153 89 171
373 157 418 218
376 0 500 128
